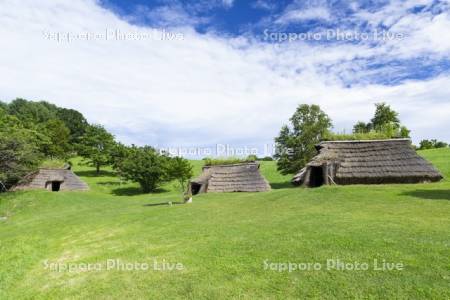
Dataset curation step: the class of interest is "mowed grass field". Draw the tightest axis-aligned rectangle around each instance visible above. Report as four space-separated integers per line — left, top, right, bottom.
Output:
0 149 449 299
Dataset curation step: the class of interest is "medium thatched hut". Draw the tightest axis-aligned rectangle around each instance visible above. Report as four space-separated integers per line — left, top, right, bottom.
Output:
293 139 443 187
13 168 89 191
189 162 271 194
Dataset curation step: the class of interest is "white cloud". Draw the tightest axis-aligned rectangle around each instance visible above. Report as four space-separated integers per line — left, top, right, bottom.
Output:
389 13 450 58
354 0 434 28
0 0 449 156
221 0 234 9
252 0 277 11
276 7 332 23
274 0 333 24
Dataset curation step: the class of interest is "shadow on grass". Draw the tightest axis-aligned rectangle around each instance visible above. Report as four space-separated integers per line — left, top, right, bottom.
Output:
402 190 450 201
143 201 184 207
270 181 296 189
111 187 169 196
97 181 122 186
75 170 116 177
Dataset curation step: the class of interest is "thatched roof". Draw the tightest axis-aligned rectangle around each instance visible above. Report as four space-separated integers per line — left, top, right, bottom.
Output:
293 139 443 186
190 162 271 194
13 168 89 191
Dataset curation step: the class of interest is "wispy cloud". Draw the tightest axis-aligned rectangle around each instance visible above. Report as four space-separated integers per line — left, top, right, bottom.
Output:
274 0 334 24
252 0 277 11
276 7 332 23
221 0 235 9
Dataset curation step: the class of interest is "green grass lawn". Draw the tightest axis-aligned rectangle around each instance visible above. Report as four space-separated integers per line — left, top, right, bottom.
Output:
1 149 449 299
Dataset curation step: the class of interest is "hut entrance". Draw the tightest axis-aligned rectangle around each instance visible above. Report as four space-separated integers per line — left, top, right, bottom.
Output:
190 183 202 195
309 166 324 187
46 181 62 192
51 181 61 192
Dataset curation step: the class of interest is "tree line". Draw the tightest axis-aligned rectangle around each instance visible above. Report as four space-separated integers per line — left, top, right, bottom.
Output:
0 99 192 195
2 99 446 192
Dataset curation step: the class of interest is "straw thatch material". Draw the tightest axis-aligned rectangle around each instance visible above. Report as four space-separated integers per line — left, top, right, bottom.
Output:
13 168 89 191
293 139 443 187
190 162 271 194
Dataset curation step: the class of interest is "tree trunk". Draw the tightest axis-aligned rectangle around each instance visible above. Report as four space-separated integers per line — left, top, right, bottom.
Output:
96 164 100 175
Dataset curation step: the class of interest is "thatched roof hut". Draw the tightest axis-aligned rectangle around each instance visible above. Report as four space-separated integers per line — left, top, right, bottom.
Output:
13 168 89 191
293 139 443 187
190 162 271 194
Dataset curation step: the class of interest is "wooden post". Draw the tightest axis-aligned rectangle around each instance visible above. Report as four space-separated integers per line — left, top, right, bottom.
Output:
323 163 330 185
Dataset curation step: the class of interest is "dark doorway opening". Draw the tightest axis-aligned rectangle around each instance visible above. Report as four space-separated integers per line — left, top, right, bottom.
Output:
191 183 202 195
51 181 61 192
309 167 324 187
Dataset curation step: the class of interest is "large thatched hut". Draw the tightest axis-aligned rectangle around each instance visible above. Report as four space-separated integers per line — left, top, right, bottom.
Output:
13 168 89 191
293 139 443 187
189 162 271 194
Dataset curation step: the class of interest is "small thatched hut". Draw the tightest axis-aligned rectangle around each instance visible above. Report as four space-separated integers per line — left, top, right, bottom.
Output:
189 162 271 194
13 168 89 191
293 139 443 187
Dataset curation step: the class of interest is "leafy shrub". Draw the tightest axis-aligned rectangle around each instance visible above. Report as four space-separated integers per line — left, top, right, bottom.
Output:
116 146 172 193
353 121 372 134
168 156 193 196
246 154 258 161
115 146 193 194
419 139 448 150
259 156 274 161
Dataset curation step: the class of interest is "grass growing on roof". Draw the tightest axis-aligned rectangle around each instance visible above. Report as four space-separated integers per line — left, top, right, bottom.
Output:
0 149 449 299
203 157 255 166
40 158 68 169
324 131 392 141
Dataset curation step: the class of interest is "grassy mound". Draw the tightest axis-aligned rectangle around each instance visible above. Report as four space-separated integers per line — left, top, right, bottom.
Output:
0 149 449 299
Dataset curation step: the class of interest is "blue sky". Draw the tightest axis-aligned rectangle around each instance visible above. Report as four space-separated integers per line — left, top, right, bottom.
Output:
1 0 450 157
100 0 288 34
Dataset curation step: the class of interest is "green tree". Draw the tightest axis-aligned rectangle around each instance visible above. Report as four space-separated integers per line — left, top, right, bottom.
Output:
117 146 173 193
419 139 448 150
78 124 115 174
399 126 411 138
0 107 22 128
371 102 400 131
352 121 372 134
260 156 274 161
0 136 41 189
40 119 71 159
274 104 332 175
434 140 448 148
4 99 88 143
109 142 131 172
352 103 410 139
246 154 258 161
0 101 7 111
419 140 434 150
56 108 88 143
0 118 43 189
7 98 55 126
